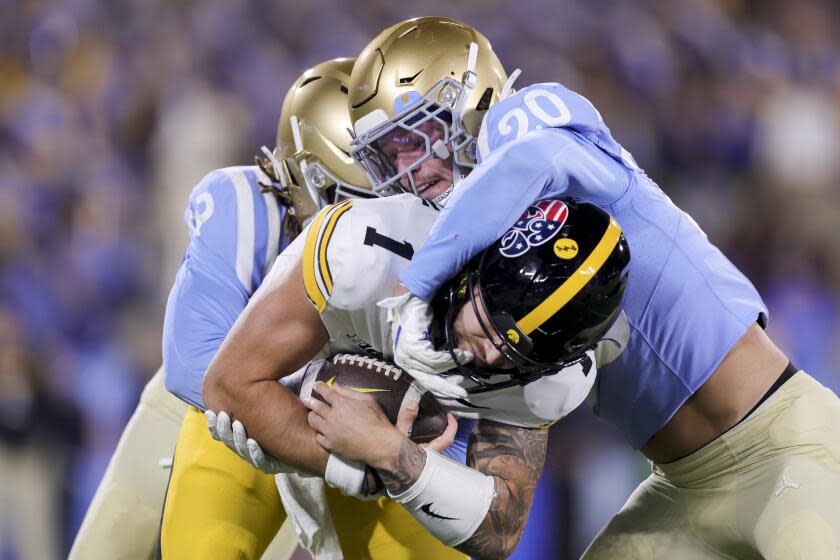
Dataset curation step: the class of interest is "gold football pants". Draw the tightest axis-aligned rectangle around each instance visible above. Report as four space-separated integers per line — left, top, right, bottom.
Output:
583 371 840 560
160 406 467 559
70 369 187 560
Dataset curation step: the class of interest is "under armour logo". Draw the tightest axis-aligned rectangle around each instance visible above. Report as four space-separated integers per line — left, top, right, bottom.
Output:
774 467 799 496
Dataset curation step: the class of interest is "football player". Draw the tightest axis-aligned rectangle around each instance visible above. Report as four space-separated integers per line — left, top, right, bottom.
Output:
72 59 369 560
156 58 473 560
348 17 840 559
202 195 629 559
66 58 359 560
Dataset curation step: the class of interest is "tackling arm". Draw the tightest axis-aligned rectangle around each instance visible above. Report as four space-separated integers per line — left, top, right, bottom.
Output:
201 252 331 476
401 128 631 301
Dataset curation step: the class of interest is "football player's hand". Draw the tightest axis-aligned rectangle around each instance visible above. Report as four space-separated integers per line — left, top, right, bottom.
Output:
395 398 458 455
305 382 400 467
378 291 471 398
205 410 296 475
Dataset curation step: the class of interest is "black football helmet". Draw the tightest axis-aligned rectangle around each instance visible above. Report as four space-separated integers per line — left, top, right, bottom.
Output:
432 197 630 393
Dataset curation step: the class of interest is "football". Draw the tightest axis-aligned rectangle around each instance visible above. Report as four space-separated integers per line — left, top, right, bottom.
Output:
291 354 450 444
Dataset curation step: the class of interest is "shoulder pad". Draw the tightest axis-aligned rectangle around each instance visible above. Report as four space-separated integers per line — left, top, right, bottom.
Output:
185 166 288 294
302 196 437 312
477 83 634 169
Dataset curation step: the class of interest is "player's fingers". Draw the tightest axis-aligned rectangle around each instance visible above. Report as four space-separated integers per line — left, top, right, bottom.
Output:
205 410 220 440
231 420 250 458
303 396 330 416
453 348 474 365
247 438 280 473
395 399 420 435
246 438 266 466
307 409 328 434
312 381 338 405
423 413 458 453
216 411 235 448
412 371 468 398
412 352 463 376
315 433 333 452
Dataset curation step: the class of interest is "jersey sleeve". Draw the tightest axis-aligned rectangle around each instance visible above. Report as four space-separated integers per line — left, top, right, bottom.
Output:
301 200 401 314
162 168 288 409
401 128 633 301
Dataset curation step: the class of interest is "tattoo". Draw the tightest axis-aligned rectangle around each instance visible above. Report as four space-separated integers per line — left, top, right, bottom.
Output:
459 420 548 559
378 437 426 495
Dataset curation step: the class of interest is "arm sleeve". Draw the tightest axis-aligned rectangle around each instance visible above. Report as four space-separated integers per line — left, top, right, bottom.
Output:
400 128 632 300
162 169 259 409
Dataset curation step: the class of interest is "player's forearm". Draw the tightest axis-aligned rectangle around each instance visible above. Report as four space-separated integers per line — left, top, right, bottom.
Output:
458 421 547 558
203 373 329 475
372 421 546 559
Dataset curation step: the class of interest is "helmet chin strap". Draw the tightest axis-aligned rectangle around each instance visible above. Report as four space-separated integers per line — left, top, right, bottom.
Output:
463 42 479 90
433 184 455 207
260 145 284 183
290 115 304 152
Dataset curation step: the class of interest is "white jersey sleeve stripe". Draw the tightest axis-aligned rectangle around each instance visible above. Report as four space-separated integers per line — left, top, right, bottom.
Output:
224 168 256 294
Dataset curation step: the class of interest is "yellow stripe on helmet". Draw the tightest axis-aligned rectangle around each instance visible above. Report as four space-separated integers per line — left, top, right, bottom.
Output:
517 218 622 335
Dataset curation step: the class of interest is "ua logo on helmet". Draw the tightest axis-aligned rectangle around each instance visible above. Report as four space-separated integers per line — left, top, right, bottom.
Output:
499 200 568 258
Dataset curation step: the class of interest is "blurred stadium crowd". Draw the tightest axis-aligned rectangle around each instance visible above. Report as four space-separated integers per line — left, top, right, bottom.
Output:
2 0 839 558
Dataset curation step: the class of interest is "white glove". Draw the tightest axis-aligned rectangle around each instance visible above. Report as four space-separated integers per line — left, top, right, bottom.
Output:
205 410 297 475
378 292 471 399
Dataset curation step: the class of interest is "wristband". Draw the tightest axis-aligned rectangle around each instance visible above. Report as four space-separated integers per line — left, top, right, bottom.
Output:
389 449 495 546
324 454 365 496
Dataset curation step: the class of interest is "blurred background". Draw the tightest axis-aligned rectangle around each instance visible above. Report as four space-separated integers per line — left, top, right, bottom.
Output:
2 0 840 558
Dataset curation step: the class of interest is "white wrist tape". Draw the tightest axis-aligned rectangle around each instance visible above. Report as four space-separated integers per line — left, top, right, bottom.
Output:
324 454 365 497
389 449 495 546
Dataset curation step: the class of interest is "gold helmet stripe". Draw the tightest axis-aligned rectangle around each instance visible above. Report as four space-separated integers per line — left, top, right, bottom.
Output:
517 218 623 335
302 200 353 311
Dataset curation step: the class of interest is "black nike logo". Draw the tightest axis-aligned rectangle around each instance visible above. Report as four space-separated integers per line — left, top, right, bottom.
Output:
399 69 423 84
421 502 459 521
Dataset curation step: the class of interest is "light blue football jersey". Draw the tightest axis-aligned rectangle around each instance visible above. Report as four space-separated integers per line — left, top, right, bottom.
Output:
161 166 472 462
401 83 769 448
162 166 291 409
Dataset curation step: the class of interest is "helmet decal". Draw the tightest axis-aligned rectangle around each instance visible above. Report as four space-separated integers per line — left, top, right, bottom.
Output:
393 91 423 114
506 329 521 344
553 238 579 259
499 199 569 258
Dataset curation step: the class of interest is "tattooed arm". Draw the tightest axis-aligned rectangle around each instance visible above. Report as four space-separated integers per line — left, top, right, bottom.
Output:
458 420 547 559
377 419 546 559
307 381 547 559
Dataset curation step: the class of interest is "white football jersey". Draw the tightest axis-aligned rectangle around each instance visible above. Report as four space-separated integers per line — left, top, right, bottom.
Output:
269 194 600 428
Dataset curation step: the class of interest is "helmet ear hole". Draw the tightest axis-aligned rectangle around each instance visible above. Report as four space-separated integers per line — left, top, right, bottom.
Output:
475 87 494 111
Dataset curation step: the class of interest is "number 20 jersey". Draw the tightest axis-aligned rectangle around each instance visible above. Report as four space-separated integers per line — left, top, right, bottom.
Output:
270 194 596 429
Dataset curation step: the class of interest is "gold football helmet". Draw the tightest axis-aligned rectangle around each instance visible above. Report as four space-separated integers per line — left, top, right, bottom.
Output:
348 17 509 200
260 58 373 224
